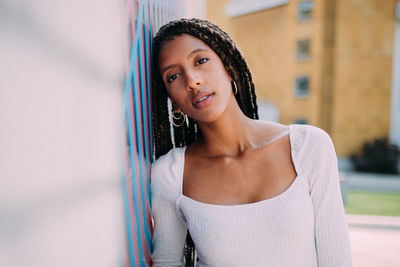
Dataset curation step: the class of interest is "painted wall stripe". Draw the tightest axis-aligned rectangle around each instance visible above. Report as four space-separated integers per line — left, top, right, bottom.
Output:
122 0 186 265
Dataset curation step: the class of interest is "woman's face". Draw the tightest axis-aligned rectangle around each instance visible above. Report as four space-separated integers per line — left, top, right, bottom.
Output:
158 34 233 123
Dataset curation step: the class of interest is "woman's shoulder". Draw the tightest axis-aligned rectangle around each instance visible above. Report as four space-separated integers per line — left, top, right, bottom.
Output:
289 124 334 153
253 120 332 149
289 123 330 137
151 147 186 193
288 124 337 176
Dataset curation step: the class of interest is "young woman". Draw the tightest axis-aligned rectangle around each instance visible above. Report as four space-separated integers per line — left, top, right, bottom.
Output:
150 18 353 267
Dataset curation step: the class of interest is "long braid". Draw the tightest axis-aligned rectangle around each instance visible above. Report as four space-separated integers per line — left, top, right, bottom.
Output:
151 18 259 266
151 72 172 159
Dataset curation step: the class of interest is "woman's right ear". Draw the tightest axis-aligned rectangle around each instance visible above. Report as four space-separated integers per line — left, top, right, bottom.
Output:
172 105 181 113
170 99 177 109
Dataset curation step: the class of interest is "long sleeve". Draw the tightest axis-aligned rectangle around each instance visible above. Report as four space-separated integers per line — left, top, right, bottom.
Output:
297 126 353 266
151 151 187 266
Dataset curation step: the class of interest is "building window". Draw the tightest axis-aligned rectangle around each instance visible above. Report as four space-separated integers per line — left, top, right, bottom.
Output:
295 76 310 98
293 118 308 124
296 39 311 60
298 1 314 22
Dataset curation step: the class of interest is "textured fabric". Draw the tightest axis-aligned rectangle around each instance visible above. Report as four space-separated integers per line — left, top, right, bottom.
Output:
151 124 353 267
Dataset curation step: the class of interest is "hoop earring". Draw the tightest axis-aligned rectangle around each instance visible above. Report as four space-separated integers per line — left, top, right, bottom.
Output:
172 109 187 127
231 80 238 96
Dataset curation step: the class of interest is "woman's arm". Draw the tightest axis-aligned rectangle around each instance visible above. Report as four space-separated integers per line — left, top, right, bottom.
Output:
306 127 353 266
151 159 187 266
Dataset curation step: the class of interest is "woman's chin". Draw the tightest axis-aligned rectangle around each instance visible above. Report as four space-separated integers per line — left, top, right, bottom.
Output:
192 113 223 124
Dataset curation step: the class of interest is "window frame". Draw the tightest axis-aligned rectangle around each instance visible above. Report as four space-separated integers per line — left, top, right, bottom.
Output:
297 1 314 22
292 118 309 124
295 76 310 98
296 38 311 61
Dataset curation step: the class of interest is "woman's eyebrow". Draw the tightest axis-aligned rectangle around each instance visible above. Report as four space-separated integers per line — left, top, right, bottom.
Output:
160 48 209 75
187 48 209 59
161 64 178 75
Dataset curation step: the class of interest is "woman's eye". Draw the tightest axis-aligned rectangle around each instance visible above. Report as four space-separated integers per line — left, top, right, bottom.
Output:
167 73 179 83
196 58 209 65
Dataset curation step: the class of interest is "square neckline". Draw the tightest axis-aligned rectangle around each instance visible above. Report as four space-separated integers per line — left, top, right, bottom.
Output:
178 124 301 208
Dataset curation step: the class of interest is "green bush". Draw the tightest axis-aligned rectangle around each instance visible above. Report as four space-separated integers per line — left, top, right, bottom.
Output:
350 137 400 174
344 191 400 216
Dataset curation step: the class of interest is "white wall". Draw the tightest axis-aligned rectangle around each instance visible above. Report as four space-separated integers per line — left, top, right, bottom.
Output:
0 1 127 266
184 0 207 19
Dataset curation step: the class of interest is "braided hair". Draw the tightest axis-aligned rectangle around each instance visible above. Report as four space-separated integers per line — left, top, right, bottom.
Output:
151 18 259 266
152 18 259 160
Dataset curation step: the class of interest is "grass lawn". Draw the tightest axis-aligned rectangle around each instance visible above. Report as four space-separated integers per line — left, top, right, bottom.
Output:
344 190 400 216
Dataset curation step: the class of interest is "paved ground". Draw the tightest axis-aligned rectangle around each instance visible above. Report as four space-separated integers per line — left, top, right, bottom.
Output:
347 215 400 267
339 173 400 266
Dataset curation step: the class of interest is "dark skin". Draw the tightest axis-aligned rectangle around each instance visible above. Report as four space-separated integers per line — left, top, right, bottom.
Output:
159 34 297 205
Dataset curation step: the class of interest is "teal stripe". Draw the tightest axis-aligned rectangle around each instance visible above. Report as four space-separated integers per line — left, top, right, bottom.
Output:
131 2 152 263
122 168 137 267
123 3 146 264
144 0 153 209
124 70 144 265
136 36 153 252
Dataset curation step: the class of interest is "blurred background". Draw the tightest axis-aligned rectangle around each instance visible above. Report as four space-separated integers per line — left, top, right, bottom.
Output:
0 0 399 266
203 1 400 265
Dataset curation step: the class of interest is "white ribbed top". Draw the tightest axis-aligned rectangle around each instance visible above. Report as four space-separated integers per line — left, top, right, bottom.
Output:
151 124 353 267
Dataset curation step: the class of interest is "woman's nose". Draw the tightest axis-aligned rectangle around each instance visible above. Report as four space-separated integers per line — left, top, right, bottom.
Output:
185 70 202 91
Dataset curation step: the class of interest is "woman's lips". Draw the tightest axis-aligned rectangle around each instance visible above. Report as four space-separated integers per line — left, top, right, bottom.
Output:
193 93 215 109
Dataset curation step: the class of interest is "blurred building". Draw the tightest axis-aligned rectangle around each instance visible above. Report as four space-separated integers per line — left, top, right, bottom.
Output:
207 0 400 156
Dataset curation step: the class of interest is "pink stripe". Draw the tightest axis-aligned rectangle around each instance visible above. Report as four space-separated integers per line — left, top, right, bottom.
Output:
138 17 147 198
129 84 147 265
123 126 139 263
131 0 152 262
143 1 153 186
134 55 150 239
139 30 153 235
132 59 148 254
130 2 148 257
137 1 152 243
138 20 150 203
123 1 139 264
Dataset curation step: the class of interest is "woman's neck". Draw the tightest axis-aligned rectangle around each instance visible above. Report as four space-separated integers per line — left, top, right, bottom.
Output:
195 99 260 157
